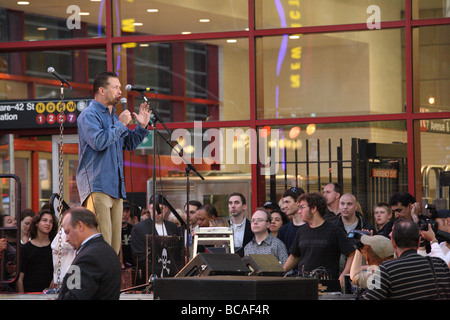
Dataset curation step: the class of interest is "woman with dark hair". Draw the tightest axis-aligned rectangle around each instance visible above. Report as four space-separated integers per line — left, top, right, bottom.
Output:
16 209 58 293
20 208 36 244
269 209 288 238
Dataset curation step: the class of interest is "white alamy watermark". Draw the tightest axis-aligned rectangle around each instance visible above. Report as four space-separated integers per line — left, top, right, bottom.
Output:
64 265 81 289
66 5 82 30
367 5 381 29
170 122 280 175
366 266 382 290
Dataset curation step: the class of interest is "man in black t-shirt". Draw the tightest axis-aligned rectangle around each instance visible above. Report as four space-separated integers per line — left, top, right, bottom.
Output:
283 193 355 289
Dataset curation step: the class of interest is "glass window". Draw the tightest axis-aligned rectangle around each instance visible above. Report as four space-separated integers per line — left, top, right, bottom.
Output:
259 121 408 218
131 125 253 218
113 0 248 36
115 38 249 122
256 0 405 29
0 1 106 41
0 48 106 100
257 29 405 119
419 118 450 212
416 25 450 113
414 0 450 19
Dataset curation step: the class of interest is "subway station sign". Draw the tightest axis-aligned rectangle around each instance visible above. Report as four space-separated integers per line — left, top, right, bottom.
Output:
0 98 90 130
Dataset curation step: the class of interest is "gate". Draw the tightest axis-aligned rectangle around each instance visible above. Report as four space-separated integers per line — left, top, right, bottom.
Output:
275 138 408 219
353 139 407 217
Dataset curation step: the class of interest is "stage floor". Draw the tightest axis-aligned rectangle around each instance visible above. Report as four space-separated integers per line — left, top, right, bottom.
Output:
0 293 155 300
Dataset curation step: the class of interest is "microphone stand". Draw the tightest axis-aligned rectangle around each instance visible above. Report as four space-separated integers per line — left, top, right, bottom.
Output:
140 92 205 275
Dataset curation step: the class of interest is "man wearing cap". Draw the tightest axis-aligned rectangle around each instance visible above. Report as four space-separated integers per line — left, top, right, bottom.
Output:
350 235 395 289
262 201 280 213
130 195 178 282
121 200 134 267
418 209 450 267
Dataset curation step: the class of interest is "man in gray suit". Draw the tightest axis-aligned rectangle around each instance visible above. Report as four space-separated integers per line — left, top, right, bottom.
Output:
57 207 122 300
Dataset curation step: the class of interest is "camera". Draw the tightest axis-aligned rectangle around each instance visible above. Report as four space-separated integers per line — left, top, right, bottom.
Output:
417 204 439 233
348 229 371 250
418 204 450 243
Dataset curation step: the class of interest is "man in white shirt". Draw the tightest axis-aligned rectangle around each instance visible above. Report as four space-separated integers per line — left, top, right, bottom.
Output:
418 209 450 267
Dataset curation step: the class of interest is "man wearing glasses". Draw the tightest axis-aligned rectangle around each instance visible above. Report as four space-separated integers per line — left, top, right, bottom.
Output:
244 208 289 266
284 193 355 290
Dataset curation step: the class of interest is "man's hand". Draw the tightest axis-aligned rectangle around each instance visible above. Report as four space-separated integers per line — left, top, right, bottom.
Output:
419 224 436 243
133 102 152 129
118 110 132 126
0 238 7 252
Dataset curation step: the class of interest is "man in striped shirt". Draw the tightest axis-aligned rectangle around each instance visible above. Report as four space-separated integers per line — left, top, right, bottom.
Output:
364 219 450 300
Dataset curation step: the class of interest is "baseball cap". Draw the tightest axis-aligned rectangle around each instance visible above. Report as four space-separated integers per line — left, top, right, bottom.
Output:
360 235 394 259
263 201 280 210
123 200 131 209
437 209 450 219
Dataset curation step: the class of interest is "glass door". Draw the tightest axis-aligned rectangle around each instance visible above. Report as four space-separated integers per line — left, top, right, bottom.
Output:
0 134 16 216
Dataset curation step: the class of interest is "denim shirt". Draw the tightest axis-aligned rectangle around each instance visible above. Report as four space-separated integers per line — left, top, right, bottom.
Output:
76 100 149 204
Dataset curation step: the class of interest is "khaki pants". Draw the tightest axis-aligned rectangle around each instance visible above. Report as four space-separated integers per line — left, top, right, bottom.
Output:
84 192 123 254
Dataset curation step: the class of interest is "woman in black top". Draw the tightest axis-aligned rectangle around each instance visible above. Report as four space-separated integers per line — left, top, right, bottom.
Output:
17 209 58 293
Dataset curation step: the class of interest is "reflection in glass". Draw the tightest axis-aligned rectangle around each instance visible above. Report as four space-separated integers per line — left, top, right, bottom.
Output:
115 38 249 122
256 0 404 29
417 25 450 113
257 29 404 119
0 2 106 42
0 49 105 100
419 118 450 212
114 0 248 36
414 0 450 19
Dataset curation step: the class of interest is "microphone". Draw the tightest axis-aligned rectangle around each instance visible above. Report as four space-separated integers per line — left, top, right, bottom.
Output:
125 84 153 92
47 67 72 89
120 97 127 110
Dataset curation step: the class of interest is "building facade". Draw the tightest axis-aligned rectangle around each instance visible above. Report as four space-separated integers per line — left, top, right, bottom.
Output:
0 0 449 220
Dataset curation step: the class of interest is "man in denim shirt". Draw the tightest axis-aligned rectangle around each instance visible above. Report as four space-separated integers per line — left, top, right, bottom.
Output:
76 71 151 254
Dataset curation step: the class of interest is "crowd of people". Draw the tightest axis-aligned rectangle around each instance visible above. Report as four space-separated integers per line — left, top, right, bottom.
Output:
115 184 450 300
1 183 450 300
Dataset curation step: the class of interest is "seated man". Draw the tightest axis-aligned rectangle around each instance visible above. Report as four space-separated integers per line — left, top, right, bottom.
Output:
244 208 289 266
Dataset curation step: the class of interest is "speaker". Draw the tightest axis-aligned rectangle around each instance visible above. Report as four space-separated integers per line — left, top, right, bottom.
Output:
145 235 184 279
175 253 250 277
242 254 286 276
153 276 319 300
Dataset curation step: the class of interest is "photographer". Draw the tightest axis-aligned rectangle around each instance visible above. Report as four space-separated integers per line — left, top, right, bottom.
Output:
418 209 450 267
350 233 394 289
364 219 450 300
